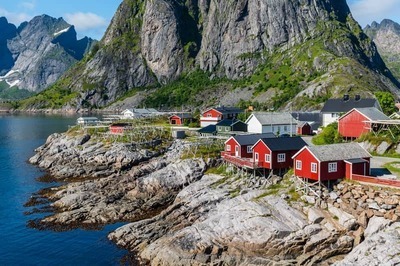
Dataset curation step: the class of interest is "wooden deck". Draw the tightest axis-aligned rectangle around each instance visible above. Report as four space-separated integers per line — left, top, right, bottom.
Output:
221 152 260 169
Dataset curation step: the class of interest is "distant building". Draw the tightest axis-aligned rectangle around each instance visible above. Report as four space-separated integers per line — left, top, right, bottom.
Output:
245 112 298 135
197 125 217 136
169 113 193 125
121 108 161 119
216 119 247 135
291 111 321 132
77 117 99 126
338 107 389 139
320 95 381 127
297 122 313 136
109 123 130 135
200 106 243 127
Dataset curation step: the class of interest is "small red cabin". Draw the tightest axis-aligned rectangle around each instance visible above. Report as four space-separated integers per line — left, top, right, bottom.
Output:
292 143 371 182
169 113 193 125
109 123 129 135
252 137 307 170
297 122 313 135
338 107 389 139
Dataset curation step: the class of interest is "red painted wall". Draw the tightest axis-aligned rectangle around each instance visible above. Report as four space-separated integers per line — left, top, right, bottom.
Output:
169 115 182 125
110 126 125 134
297 124 312 135
253 142 271 169
225 138 238 156
202 109 222 119
293 148 319 181
320 161 346 181
338 110 371 138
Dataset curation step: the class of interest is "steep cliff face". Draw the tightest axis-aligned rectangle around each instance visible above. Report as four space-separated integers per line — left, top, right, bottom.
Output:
0 15 95 97
365 19 400 80
23 0 400 110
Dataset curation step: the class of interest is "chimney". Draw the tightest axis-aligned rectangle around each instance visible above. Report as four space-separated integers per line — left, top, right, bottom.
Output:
343 94 349 102
355 94 361 101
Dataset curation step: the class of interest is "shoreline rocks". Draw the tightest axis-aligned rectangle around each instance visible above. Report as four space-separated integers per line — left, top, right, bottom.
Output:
29 132 400 265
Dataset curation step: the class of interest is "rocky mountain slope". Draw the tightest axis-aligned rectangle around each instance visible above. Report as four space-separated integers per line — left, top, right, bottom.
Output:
21 0 400 110
364 19 400 81
0 15 95 98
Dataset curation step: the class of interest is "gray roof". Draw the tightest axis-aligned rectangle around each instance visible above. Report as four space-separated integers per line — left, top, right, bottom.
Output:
247 112 298 125
170 113 193 119
352 107 390 121
258 136 307 151
321 98 379 113
291 112 320 123
233 133 276 146
214 106 243 114
306 143 371 162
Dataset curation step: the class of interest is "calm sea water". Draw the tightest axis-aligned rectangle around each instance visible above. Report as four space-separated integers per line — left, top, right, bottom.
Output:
0 114 127 265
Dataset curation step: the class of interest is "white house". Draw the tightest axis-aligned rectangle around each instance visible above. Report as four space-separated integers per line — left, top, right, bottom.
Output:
245 112 298 135
122 109 136 119
320 95 381 127
77 117 99 126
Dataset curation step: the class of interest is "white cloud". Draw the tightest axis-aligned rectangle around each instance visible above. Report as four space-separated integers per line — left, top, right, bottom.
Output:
348 0 400 26
0 7 31 25
64 12 107 31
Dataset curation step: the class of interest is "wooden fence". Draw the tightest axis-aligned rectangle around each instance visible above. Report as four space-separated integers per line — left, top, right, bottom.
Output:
351 174 400 188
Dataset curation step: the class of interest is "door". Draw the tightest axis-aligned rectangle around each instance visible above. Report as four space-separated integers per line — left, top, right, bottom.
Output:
235 146 239 157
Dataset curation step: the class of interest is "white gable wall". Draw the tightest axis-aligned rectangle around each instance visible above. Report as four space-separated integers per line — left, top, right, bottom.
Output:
246 116 263 133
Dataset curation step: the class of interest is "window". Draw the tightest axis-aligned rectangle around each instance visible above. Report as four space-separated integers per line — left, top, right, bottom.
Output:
226 145 231 152
311 162 317 173
218 126 222 131
255 152 259 161
225 127 229 131
296 160 302 170
207 113 212 117
247 146 252 153
277 153 286 162
328 162 337 173
265 154 271 162
284 125 288 131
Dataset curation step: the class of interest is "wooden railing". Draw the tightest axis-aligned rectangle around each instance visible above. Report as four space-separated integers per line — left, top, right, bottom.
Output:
221 152 260 169
351 174 400 188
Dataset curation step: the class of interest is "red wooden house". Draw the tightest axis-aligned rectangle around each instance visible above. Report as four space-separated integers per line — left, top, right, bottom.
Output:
338 107 389 139
200 106 243 127
169 113 193 125
292 143 371 182
297 122 313 135
252 137 307 170
222 133 275 168
109 123 130 135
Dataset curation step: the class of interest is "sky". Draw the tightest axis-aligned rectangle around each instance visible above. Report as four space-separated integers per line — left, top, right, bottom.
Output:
0 0 122 40
0 0 399 41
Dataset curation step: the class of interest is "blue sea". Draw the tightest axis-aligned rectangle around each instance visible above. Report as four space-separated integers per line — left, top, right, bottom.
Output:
0 114 128 265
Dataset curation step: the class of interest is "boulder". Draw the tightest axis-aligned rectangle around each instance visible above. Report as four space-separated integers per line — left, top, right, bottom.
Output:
328 204 357 230
308 207 325 224
364 216 391 238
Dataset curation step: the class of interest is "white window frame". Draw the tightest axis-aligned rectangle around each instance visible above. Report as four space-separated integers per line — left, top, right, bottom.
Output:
296 160 302 170
207 113 212 117
247 146 252 153
265 154 271 162
311 162 317 173
254 152 259 162
225 127 229 131
277 153 286 163
226 145 231 152
328 162 337 173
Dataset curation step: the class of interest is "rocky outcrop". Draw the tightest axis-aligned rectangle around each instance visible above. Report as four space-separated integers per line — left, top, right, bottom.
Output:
109 174 356 265
27 0 399 110
0 15 95 94
335 221 400 265
29 132 160 179
365 19 400 80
